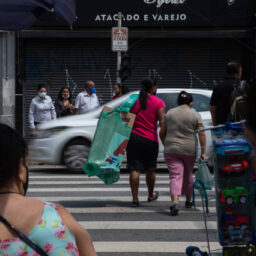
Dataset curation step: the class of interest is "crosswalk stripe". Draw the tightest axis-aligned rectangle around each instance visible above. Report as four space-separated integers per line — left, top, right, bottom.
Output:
29 180 171 185
80 221 217 230
66 206 216 213
27 187 216 192
28 196 216 202
28 174 184 179
93 241 221 253
28 172 219 255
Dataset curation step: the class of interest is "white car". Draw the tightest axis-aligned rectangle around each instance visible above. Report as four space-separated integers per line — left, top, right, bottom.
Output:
29 88 213 170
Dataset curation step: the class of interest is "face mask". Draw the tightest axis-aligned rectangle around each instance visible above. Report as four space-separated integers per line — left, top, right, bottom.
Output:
39 92 46 98
62 94 70 99
22 160 29 196
90 88 96 94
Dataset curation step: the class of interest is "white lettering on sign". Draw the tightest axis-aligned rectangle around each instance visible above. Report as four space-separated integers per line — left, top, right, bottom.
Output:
95 13 187 22
152 13 186 21
144 0 186 8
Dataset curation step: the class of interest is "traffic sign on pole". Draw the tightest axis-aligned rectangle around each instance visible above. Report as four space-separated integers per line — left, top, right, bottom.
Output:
112 27 128 52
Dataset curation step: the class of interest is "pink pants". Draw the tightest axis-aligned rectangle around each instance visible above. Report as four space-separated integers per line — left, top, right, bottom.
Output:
164 153 196 196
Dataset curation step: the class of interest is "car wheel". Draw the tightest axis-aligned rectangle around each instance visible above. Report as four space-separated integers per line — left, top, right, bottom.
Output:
239 196 247 204
225 197 233 205
63 138 90 171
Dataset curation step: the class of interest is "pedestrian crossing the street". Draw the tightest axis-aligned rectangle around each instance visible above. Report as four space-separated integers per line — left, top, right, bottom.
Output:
28 170 222 256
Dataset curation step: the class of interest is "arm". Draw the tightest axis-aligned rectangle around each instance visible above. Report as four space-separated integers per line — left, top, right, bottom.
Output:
55 100 61 118
29 100 36 131
157 107 166 144
159 122 167 146
157 107 165 123
56 203 97 256
74 95 80 115
210 105 217 126
96 96 100 107
197 124 206 160
50 99 57 120
210 88 217 126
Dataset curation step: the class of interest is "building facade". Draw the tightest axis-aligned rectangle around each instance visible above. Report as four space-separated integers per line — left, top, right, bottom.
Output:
16 0 256 136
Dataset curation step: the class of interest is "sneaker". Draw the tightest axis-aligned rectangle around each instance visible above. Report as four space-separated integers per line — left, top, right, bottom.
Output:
185 201 193 208
170 204 179 216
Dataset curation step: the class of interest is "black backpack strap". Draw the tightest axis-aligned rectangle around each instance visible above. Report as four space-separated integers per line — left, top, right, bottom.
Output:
0 215 48 256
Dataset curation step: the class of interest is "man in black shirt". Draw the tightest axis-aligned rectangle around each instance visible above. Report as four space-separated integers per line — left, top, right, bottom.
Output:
210 61 242 126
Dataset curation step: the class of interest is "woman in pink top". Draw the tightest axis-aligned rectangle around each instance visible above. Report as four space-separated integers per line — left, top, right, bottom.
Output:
127 78 165 206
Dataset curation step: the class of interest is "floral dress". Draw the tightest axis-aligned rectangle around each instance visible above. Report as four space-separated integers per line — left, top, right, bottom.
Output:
0 202 79 256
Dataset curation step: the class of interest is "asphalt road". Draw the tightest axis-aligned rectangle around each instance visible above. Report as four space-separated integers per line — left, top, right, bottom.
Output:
27 167 222 256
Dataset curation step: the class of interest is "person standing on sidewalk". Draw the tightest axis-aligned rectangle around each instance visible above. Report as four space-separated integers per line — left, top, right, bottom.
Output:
126 78 165 207
29 84 56 132
112 83 122 100
210 61 242 125
74 81 100 114
159 91 206 215
55 87 75 117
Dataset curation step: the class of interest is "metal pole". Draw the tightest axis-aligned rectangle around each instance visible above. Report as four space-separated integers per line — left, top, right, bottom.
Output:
116 12 122 85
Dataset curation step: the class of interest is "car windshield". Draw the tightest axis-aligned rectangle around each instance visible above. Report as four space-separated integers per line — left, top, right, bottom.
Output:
95 91 210 115
156 92 210 112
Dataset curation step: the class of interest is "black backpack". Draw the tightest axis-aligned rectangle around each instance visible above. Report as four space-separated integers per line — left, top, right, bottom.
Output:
229 80 247 122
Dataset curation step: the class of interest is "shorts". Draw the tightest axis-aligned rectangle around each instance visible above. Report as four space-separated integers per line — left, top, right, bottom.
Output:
126 132 159 171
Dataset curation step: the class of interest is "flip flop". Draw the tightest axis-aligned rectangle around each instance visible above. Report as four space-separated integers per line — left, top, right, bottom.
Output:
131 201 139 207
147 191 159 202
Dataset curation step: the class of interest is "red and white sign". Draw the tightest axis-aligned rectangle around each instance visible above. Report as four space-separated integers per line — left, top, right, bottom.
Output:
112 27 128 52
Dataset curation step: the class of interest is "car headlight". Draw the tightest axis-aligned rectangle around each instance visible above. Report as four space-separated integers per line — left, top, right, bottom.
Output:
35 127 68 139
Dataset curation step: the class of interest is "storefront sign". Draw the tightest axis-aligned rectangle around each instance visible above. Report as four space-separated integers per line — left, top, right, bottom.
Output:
34 0 256 27
143 0 186 8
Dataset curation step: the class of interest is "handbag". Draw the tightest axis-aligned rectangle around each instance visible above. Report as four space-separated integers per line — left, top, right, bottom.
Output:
194 159 213 190
0 215 48 256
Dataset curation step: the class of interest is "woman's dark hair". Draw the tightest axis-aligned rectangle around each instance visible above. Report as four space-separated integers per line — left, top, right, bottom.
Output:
139 78 154 110
37 84 47 91
57 87 72 101
121 85 129 95
0 123 28 187
177 91 193 106
245 80 256 132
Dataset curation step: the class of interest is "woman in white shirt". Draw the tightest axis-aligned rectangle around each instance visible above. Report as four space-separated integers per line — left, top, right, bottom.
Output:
29 84 56 132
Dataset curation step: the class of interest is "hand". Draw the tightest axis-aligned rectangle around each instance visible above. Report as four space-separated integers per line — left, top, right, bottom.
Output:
69 104 75 110
31 128 36 132
200 153 207 161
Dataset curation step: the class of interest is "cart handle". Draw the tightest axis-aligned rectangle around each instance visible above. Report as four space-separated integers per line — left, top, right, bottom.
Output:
195 120 246 134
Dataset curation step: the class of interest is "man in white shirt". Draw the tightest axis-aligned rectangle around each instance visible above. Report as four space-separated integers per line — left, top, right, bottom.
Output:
74 81 100 115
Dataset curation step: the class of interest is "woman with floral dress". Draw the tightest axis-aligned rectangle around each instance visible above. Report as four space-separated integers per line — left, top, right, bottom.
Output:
0 123 97 256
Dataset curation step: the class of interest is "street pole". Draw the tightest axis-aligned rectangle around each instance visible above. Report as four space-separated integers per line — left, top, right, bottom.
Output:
116 12 122 85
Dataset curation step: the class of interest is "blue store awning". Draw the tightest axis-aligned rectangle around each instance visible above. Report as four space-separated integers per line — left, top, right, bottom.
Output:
0 0 76 30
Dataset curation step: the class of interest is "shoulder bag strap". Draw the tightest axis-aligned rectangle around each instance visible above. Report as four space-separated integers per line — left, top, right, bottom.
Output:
0 215 48 256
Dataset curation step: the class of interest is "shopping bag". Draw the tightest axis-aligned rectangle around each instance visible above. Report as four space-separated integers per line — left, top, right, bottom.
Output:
194 159 213 190
120 94 139 112
83 106 135 185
